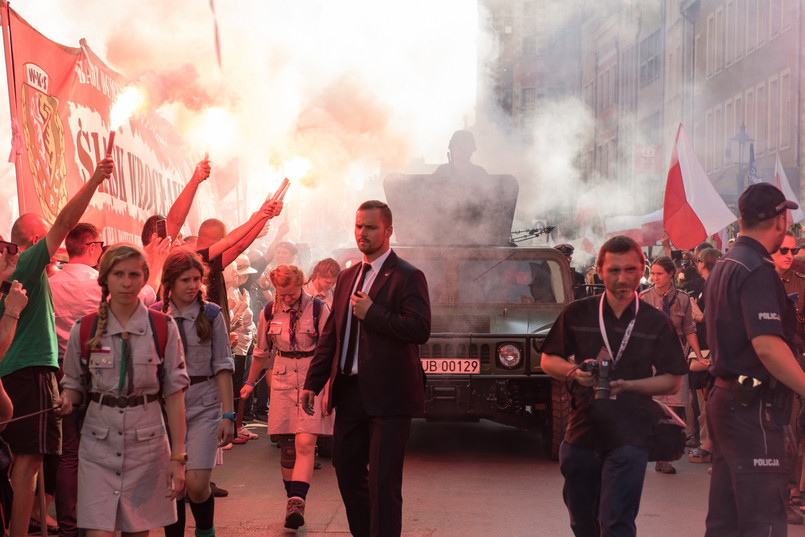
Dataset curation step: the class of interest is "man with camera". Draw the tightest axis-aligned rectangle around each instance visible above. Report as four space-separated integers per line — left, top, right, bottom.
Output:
541 235 687 537
704 183 805 535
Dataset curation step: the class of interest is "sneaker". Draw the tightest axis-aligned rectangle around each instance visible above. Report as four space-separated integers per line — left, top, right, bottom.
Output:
689 448 712 463
237 426 258 440
685 434 699 448
285 497 306 529
654 461 677 474
231 435 248 445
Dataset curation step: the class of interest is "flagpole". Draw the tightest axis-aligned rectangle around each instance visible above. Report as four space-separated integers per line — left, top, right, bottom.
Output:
0 1 23 216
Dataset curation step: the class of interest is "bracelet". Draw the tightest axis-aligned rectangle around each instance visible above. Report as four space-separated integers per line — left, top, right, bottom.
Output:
222 412 236 422
244 381 255 387
3 312 19 320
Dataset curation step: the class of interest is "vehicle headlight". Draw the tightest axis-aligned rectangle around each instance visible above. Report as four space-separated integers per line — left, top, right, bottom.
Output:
497 343 522 369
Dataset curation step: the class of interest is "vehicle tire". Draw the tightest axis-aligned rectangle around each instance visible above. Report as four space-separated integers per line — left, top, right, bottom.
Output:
543 378 570 460
316 435 333 458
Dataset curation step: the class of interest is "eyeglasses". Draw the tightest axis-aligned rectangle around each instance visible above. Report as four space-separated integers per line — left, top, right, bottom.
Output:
778 247 800 255
86 241 105 248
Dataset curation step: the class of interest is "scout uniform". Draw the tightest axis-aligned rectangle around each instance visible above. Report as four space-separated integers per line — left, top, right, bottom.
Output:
62 303 189 532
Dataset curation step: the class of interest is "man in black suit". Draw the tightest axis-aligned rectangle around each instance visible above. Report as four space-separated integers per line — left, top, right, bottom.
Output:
301 200 430 537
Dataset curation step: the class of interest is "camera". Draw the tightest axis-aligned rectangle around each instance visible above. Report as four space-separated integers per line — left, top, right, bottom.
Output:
0 241 18 256
0 280 10 295
580 359 612 400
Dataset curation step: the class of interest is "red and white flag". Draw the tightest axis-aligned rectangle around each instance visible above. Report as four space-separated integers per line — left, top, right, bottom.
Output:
664 124 736 250
772 153 804 226
575 188 599 223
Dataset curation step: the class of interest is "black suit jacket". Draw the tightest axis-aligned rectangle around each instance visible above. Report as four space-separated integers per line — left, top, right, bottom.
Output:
304 249 431 416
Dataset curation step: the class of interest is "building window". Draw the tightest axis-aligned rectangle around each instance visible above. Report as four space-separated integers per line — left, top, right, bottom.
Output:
757 0 767 47
780 70 791 148
706 14 715 77
726 1 735 66
746 0 757 53
640 31 661 87
640 112 662 145
521 87 536 131
725 99 735 164
770 0 780 38
705 110 714 171
715 105 723 170
756 83 767 155
745 88 755 146
768 75 779 151
735 0 745 60
715 7 724 72
734 93 744 128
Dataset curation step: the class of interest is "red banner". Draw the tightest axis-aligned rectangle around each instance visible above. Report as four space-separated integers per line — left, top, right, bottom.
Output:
2 5 211 244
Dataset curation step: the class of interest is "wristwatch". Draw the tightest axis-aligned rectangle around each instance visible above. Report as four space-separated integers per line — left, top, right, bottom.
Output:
222 412 236 422
169 453 188 464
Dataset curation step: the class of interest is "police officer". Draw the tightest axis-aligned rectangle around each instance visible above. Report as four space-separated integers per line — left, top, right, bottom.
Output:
704 183 805 535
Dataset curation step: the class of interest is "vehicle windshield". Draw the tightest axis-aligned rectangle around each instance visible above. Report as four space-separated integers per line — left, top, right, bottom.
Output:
458 258 565 304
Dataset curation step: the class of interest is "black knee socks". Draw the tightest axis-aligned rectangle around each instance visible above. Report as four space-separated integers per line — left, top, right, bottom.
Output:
288 481 310 501
164 498 186 537
189 491 215 533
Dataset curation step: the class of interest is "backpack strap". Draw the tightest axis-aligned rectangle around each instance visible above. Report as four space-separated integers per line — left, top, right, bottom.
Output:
147 310 169 359
311 296 323 337
203 302 222 323
78 313 99 402
263 300 274 323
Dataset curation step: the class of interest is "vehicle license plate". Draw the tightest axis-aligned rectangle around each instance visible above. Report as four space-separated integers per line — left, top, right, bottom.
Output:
421 358 480 374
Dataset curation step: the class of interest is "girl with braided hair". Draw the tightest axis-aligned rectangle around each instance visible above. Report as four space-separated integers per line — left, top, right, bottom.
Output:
153 249 234 537
60 244 189 537
240 264 332 529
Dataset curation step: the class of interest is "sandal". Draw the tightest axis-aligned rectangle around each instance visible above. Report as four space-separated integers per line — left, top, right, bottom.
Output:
28 518 59 535
688 448 712 463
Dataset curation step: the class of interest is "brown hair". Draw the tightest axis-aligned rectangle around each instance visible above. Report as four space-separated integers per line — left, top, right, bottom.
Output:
65 222 100 258
596 236 645 270
160 248 212 344
89 244 149 351
308 258 341 282
358 200 392 226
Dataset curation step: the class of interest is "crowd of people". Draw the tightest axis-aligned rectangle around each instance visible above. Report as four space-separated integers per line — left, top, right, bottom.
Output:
543 182 805 536
0 151 432 537
1 144 805 537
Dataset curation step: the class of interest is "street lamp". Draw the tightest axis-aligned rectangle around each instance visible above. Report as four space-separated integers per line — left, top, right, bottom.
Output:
729 123 754 192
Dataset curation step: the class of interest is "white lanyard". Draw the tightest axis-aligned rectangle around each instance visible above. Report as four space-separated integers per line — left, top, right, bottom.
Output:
598 292 639 363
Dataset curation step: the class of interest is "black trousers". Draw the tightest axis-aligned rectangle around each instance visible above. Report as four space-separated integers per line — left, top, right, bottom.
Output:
332 374 412 537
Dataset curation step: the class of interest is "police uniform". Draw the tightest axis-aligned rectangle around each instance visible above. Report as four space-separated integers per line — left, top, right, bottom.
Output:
704 235 798 535
154 300 234 470
61 303 190 532
254 291 334 434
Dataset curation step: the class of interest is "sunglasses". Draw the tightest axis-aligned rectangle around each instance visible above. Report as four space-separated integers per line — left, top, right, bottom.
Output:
778 247 800 255
86 241 105 248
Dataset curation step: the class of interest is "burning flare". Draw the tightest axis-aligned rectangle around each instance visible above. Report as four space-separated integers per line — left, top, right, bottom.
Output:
107 86 145 157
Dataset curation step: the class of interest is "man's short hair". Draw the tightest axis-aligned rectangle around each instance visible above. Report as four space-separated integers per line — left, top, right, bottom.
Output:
141 214 166 246
309 257 341 281
358 200 392 227
65 223 100 258
596 236 645 270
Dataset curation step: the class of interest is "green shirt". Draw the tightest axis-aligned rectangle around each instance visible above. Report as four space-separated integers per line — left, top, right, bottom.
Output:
0 239 58 376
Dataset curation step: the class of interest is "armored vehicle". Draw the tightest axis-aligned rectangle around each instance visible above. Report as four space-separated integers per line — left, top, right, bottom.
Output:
356 173 573 458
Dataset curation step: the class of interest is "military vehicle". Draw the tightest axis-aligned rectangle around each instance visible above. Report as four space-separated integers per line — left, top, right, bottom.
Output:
342 173 574 459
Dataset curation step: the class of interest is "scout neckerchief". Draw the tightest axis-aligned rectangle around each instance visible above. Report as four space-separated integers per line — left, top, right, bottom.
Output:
118 332 129 394
598 291 639 363
285 294 302 351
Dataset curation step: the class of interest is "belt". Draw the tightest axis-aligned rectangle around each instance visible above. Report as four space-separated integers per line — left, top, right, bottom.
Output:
277 350 315 359
190 375 213 385
90 392 160 408
714 377 739 390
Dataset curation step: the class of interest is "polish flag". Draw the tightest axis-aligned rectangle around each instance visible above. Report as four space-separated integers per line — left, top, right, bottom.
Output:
581 228 598 255
575 188 599 223
664 124 736 250
772 153 804 226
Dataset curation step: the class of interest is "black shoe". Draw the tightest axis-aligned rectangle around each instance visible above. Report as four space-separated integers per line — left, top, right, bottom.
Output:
210 482 229 497
284 497 305 529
